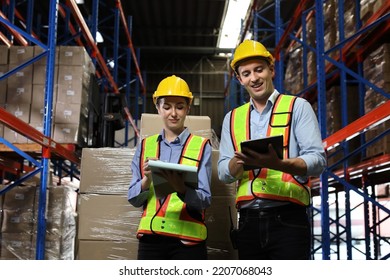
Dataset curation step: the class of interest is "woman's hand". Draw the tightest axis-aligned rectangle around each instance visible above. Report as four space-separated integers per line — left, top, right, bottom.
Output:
141 157 158 191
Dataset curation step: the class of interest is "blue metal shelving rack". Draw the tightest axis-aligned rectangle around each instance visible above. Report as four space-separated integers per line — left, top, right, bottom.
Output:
227 0 390 259
0 0 144 259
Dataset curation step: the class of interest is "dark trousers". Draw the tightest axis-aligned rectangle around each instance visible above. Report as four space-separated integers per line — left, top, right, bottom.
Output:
237 204 311 260
137 234 207 260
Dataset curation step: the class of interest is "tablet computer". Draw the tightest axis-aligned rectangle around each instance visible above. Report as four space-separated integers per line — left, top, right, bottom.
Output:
148 160 198 198
240 135 284 170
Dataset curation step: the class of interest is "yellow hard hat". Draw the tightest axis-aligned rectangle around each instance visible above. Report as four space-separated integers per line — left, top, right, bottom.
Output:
152 75 193 105
230 39 274 71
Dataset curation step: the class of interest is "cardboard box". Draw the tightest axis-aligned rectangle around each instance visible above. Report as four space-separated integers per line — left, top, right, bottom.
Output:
77 194 142 241
57 65 90 88
0 233 34 260
2 185 37 210
52 123 82 144
4 103 31 123
54 102 87 124
31 232 76 260
33 63 58 84
52 116 88 146
1 209 35 234
27 123 46 144
77 240 138 260
79 147 135 194
6 84 33 104
9 46 34 64
58 46 91 66
30 84 57 123
0 45 9 64
33 45 59 65
29 107 45 124
3 127 28 144
0 65 8 103
140 113 211 139
6 64 33 86
57 83 88 105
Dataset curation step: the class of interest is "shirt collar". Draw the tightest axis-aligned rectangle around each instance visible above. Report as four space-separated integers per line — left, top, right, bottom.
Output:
157 127 190 145
249 89 280 111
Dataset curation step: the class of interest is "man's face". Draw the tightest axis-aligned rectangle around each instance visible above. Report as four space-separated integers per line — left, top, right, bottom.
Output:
236 58 275 103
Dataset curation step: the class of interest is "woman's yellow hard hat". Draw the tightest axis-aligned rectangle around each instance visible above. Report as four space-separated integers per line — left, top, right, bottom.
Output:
152 75 193 105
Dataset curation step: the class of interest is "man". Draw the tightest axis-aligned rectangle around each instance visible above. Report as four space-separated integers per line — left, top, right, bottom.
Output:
218 39 326 260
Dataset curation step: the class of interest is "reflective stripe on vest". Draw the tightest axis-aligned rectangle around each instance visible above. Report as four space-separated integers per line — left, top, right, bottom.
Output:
137 133 209 242
230 94 311 206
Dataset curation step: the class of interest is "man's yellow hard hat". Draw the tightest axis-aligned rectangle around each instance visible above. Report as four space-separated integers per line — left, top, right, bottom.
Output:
230 39 274 71
152 75 193 105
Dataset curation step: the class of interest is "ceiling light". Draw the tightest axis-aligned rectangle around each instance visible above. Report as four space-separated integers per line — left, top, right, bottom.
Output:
217 0 251 49
96 31 104 43
75 0 85 4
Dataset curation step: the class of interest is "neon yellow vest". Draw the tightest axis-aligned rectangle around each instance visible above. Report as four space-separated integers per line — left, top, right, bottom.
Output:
137 133 209 242
231 94 311 206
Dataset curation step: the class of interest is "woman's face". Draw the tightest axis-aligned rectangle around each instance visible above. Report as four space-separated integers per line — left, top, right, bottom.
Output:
156 96 190 133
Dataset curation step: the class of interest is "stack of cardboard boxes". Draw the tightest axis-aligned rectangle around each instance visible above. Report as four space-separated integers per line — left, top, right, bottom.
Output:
363 43 390 158
77 147 141 260
53 46 95 145
3 46 34 143
1 45 95 146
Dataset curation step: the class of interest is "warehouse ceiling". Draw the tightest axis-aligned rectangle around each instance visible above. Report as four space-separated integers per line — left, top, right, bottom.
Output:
10 0 301 80
64 0 231 63
120 0 229 56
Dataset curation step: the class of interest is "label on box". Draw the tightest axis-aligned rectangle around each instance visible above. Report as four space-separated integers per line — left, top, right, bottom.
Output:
66 90 75 96
11 216 21 223
64 110 72 116
15 110 23 117
14 194 25 200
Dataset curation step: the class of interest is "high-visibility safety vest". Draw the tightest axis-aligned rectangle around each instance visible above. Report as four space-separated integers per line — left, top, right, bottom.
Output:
230 94 311 206
137 133 209 242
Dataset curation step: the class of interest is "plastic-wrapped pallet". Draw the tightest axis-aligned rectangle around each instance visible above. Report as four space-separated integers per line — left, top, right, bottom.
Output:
0 183 78 260
77 147 142 260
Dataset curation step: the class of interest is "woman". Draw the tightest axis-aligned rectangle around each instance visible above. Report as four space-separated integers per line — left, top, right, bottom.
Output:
128 75 212 260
